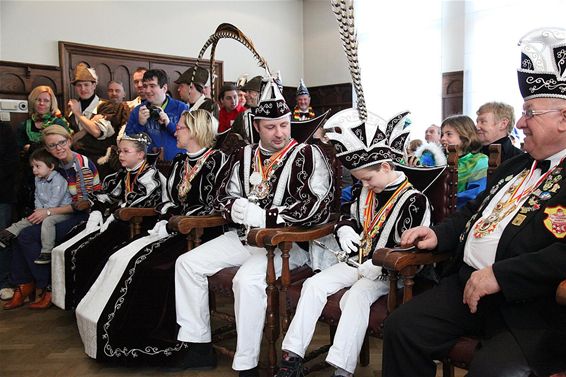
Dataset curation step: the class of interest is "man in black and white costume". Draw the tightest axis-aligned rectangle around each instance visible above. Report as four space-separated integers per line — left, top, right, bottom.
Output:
173 78 335 376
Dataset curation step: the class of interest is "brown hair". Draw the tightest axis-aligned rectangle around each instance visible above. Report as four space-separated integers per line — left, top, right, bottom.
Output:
29 147 58 169
441 115 482 154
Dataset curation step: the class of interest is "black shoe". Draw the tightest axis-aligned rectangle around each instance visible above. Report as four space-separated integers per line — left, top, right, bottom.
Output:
165 343 217 372
239 367 260 377
276 352 304 377
0 229 15 249
34 253 51 265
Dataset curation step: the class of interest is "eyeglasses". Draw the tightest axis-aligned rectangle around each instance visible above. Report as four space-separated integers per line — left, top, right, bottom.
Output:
45 139 68 150
521 109 564 119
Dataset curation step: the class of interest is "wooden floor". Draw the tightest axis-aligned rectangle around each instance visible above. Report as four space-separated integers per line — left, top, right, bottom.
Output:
0 299 465 377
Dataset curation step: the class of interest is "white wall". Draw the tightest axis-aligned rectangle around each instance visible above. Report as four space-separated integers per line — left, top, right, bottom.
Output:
303 0 349 87
0 0 304 85
441 0 465 73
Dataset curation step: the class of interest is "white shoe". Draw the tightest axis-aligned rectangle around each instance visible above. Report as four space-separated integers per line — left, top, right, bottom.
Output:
0 287 15 301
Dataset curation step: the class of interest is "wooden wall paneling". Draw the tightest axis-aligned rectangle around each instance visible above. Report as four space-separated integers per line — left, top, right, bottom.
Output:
283 82 352 117
0 60 63 128
442 71 463 119
59 41 223 106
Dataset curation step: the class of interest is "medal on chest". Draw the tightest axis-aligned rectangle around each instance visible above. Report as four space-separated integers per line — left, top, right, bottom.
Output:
249 140 297 200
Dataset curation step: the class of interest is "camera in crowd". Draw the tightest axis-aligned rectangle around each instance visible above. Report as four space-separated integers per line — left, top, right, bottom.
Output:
147 105 162 121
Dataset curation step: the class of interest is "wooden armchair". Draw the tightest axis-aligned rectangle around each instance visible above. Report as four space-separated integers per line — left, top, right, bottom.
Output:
280 146 460 374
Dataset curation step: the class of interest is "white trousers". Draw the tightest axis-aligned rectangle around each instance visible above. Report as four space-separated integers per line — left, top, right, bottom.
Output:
175 230 308 371
281 262 389 374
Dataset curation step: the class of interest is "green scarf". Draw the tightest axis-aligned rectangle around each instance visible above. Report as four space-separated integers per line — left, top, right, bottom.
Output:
26 113 70 143
457 152 488 192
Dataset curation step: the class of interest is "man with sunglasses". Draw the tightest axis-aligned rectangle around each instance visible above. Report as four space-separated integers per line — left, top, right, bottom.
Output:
382 27 566 377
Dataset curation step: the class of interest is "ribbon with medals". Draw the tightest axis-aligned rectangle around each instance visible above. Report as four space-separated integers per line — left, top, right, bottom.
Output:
178 149 216 202
358 180 411 263
124 161 147 198
473 160 558 238
249 139 298 199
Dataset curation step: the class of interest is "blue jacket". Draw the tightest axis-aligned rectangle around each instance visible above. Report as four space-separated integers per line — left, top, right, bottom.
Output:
125 96 188 160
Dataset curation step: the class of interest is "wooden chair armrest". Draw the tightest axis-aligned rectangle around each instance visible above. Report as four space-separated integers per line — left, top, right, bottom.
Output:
557 280 566 306
247 222 336 248
372 247 451 272
115 207 158 221
169 214 228 234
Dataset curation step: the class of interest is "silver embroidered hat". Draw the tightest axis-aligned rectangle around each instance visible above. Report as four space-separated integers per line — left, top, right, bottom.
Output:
518 27 566 100
324 109 411 171
253 78 291 121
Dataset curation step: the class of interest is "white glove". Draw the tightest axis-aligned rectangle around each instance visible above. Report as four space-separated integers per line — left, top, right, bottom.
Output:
85 211 103 232
147 220 169 239
336 226 361 253
231 198 249 224
358 259 382 280
244 202 266 228
100 214 115 232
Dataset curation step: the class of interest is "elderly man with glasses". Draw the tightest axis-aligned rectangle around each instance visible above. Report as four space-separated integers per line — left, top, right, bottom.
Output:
382 27 566 377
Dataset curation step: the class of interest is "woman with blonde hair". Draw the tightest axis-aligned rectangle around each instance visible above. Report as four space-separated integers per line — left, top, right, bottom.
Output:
18 86 70 152
440 115 488 207
4 125 100 310
75 109 226 364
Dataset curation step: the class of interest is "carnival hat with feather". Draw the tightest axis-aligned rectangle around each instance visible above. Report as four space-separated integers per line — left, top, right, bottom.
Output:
196 22 328 143
518 27 566 100
323 0 411 171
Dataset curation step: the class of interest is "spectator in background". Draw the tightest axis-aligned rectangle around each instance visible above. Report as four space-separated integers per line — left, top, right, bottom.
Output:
293 79 315 121
107 80 126 104
16 85 71 215
67 63 127 178
217 83 244 133
440 115 488 207
476 101 523 162
127 67 147 110
175 65 216 114
3 125 100 310
125 69 188 161
424 124 441 144
231 75 263 143
236 74 248 108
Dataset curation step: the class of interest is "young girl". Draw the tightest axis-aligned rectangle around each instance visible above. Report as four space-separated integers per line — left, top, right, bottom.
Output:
51 133 164 310
75 109 227 364
277 109 431 377
440 115 488 207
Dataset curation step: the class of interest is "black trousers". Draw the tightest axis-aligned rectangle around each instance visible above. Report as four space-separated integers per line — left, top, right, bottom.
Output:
382 272 531 377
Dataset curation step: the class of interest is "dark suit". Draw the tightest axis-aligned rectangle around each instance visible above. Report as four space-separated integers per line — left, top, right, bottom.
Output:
481 136 523 163
382 152 566 377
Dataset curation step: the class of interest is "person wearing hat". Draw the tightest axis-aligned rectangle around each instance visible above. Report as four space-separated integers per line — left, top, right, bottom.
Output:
67 63 127 177
292 79 315 121
276 109 431 377
125 69 188 161
382 27 566 377
231 75 263 143
236 73 249 108
217 83 245 133
50 132 164 310
175 65 215 114
173 80 335 376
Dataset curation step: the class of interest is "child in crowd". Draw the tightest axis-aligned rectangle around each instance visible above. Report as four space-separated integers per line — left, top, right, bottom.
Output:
277 109 431 377
440 115 488 207
0 148 72 264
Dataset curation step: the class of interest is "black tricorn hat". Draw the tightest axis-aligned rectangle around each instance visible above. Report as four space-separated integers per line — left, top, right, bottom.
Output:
175 65 209 88
242 75 263 92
